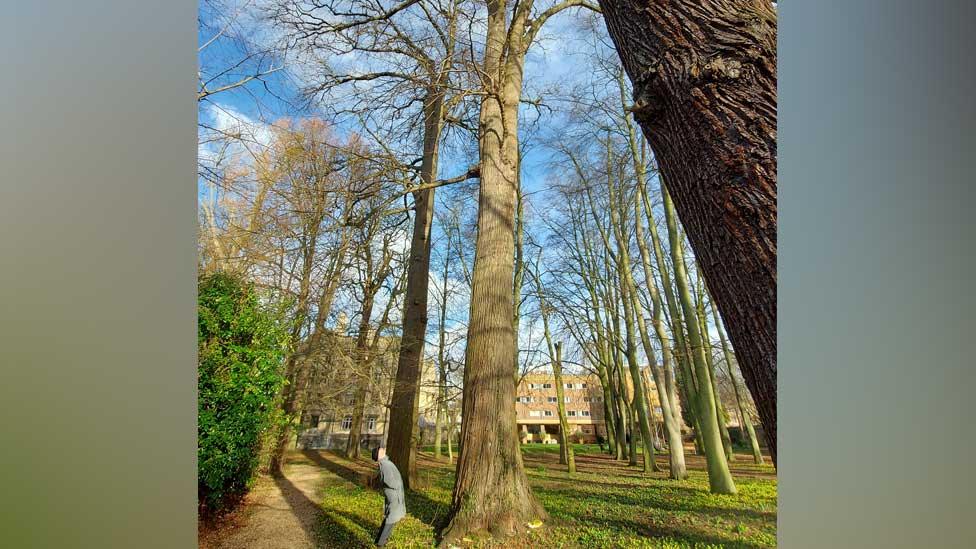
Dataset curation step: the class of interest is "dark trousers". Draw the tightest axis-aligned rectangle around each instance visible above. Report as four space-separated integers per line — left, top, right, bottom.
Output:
375 518 396 546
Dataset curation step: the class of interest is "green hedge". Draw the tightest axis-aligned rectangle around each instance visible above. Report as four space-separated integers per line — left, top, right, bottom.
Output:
198 272 289 514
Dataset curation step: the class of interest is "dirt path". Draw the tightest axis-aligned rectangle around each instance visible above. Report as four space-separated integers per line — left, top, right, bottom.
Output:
202 453 328 549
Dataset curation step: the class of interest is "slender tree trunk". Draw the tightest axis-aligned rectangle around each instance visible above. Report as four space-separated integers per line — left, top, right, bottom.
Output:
695 280 734 463
512 181 525 380
269 227 321 475
663 187 736 494
596 360 617 456
597 0 778 465
632 184 687 478
386 88 446 489
712 303 764 464
552 343 576 473
345 298 375 458
610 332 629 462
618 261 657 473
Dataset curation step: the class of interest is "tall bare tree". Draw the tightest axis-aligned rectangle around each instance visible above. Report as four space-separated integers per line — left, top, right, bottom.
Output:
442 0 601 541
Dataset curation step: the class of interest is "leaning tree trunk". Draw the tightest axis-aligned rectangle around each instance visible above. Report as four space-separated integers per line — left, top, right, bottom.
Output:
632 185 687 478
695 287 734 463
712 303 764 464
664 188 736 494
597 0 778 465
386 88 445 489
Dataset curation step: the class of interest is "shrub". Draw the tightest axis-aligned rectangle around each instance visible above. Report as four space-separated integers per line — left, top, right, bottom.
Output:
198 271 289 515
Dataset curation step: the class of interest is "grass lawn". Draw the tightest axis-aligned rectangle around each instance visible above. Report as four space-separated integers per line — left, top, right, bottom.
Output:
299 444 776 548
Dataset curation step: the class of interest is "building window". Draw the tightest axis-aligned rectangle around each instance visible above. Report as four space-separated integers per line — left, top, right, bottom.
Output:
543 383 552 389
564 396 571 403
581 410 591 417
366 416 377 431
517 396 531 403
583 396 592 403
544 410 553 417
547 396 557 403
565 383 573 389
582 425 592 433
580 383 587 389
529 410 542 418
310 414 320 427
567 410 577 417
341 416 352 430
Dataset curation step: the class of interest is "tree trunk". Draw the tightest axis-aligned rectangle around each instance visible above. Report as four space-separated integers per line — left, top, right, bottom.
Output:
441 10 545 534
663 187 736 494
695 283 734 463
552 343 576 473
712 303 764 464
596 360 617 456
386 88 445 489
597 0 778 465
345 293 376 459
633 180 687 479
268 226 321 475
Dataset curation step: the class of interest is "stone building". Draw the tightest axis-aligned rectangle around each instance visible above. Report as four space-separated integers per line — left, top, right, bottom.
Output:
292 330 440 451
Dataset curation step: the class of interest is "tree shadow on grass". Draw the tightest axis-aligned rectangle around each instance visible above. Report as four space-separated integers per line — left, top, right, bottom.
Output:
302 450 376 486
302 449 453 542
272 473 367 548
589 514 765 549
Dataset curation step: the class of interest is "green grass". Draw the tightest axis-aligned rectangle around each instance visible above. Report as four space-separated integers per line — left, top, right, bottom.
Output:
305 445 776 548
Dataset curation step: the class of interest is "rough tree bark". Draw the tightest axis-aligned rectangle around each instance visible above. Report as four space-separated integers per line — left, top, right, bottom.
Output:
596 0 777 464
441 0 545 532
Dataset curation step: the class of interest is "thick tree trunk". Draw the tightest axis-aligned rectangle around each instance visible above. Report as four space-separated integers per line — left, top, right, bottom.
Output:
441 26 544 538
597 0 777 465
386 89 445 489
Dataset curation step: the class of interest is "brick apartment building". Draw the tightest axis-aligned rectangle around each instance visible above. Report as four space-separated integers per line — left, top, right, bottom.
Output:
515 371 665 444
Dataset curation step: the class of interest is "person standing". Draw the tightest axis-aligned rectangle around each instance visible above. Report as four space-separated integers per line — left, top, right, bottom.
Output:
371 445 405 547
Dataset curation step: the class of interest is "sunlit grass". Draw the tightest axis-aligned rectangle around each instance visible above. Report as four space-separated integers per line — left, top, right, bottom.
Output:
310 445 776 548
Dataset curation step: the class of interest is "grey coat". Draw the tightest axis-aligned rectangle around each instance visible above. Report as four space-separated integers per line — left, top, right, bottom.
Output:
377 456 406 523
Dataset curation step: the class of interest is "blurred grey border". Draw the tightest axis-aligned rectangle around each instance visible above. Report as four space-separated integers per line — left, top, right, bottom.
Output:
781 1 975 548
0 1 197 548
1 1 974 548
